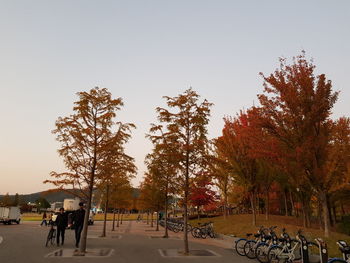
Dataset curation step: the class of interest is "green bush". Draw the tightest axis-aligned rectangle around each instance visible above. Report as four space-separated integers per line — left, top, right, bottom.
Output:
336 215 350 235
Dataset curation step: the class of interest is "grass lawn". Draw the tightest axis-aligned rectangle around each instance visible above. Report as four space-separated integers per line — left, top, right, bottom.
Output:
21 212 147 221
93 213 142 221
21 213 42 221
190 214 349 257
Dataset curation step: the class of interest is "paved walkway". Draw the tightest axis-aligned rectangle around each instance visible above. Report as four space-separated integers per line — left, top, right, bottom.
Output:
130 219 236 249
0 220 246 263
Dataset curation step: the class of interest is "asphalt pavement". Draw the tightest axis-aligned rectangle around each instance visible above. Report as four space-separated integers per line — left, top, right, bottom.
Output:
0 220 251 263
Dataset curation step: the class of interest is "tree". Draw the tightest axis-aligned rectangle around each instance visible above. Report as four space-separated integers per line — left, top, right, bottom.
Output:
1 193 11 206
97 123 136 237
110 178 133 230
35 197 50 211
154 88 213 253
13 193 20 206
322 117 350 225
189 172 216 219
258 52 339 236
216 111 260 225
44 87 127 253
207 148 233 219
139 172 165 229
146 125 180 238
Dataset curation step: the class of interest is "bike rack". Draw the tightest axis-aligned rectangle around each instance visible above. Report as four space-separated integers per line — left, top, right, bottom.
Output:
316 239 328 263
298 235 310 263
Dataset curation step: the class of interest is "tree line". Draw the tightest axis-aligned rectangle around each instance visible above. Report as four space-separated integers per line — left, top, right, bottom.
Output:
44 52 350 255
139 52 350 255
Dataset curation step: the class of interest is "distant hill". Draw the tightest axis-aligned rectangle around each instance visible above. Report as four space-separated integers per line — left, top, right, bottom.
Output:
0 187 140 204
0 189 78 204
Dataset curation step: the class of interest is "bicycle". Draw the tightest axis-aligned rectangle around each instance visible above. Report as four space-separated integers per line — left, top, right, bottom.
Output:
337 240 350 263
244 226 272 259
268 229 316 263
255 226 281 263
45 224 56 247
234 226 265 256
191 222 215 239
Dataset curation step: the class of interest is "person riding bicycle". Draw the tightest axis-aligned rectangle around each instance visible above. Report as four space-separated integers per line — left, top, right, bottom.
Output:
55 208 68 246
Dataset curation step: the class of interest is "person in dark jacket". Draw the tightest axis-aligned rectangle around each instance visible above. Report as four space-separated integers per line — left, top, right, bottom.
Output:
55 208 68 246
72 202 85 248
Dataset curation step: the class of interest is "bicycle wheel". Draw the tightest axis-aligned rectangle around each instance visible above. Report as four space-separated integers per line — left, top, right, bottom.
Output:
200 229 207 239
191 227 200 238
235 239 247 256
308 242 320 263
256 243 269 263
173 225 180 233
244 240 257 259
268 245 286 263
51 229 56 245
290 239 301 261
46 229 54 247
328 259 346 263
208 230 215 238
186 224 192 232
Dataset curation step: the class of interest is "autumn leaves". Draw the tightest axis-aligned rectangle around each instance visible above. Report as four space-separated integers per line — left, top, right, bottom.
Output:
45 88 136 253
214 53 349 238
45 52 349 257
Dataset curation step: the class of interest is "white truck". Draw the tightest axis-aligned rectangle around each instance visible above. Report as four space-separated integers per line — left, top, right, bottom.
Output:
63 198 94 225
63 198 80 211
0 206 21 225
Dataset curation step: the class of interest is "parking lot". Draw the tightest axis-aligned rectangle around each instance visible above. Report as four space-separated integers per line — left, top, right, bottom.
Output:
0 220 251 263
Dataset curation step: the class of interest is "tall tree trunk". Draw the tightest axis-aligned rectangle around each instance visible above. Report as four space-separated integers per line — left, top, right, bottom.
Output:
183 145 190 254
284 189 288 216
289 190 295 216
147 211 149 224
223 191 228 219
341 202 345 216
332 205 337 224
79 165 96 253
250 190 256 226
120 211 123 225
197 206 200 220
151 211 153 227
184 192 189 254
117 209 120 227
306 203 311 228
112 203 116 231
302 200 307 228
326 194 334 227
164 190 169 238
156 210 159 231
321 192 330 237
265 190 269 221
318 200 323 230
102 183 109 237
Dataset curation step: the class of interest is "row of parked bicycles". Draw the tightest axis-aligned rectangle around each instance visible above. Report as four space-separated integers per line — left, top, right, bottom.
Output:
159 219 216 239
234 226 350 263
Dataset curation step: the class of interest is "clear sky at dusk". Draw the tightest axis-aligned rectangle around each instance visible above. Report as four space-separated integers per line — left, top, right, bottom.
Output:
0 1 349 194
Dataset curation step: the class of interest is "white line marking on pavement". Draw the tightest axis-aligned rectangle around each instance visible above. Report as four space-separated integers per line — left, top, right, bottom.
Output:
0 236 3 244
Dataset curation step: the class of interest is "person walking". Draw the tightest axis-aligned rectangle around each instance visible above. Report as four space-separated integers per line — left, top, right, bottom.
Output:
40 212 47 226
72 202 85 248
55 208 67 246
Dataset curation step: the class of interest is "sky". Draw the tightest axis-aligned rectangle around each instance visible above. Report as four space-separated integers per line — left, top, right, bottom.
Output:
0 1 349 195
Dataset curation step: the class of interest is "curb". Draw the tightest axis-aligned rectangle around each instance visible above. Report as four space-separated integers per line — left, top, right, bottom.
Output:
215 233 239 245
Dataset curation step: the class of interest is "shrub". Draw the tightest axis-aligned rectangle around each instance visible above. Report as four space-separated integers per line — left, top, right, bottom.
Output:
336 215 350 235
